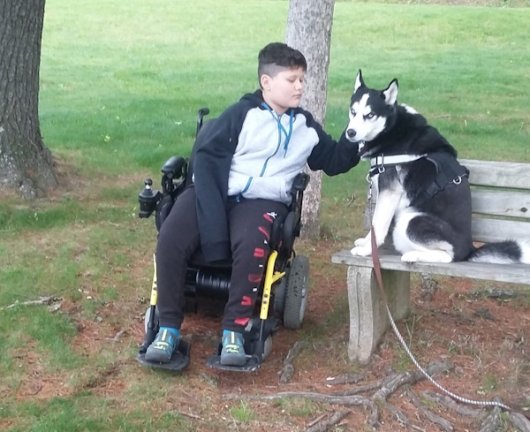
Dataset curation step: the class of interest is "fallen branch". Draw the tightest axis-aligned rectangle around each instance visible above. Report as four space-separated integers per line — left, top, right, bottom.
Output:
325 372 364 386
278 340 305 384
1 296 61 311
385 402 410 428
372 360 453 403
304 410 350 432
107 329 126 342
224 390 370 407
479 405 502 432
407 390 454 432
423 391 530 432
421 391 483 418
507 412 530 431
226 360 454 429
368 360 454 428
334 380 383 397
179 411 203 421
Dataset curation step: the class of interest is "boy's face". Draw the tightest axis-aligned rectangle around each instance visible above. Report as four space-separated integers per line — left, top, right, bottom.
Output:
261 66 305 114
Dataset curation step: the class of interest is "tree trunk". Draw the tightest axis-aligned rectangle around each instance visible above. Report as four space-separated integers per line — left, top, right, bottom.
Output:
0 0 57 199
286 0 335 239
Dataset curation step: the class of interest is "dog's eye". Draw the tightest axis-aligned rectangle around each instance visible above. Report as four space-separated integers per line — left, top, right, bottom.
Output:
350 108 356 116
365 112 375 120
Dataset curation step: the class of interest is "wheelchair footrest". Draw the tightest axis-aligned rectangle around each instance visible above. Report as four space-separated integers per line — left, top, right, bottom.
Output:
206 354 261 372
137 339 191 372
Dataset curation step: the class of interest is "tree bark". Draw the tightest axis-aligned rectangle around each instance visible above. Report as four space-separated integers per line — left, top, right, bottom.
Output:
286 0 335 239
0 0 57 199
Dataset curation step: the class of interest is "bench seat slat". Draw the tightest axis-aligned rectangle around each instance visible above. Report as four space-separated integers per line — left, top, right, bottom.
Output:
331 249 530 285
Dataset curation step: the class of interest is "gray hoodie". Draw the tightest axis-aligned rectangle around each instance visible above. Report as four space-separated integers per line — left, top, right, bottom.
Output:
192 90 359 262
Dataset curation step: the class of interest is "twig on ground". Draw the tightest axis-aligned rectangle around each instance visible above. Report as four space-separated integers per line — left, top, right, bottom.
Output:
372 360 453 403
385 402 410 427
423 391 530 432
278 340 305 384
333 380 383 396
421 391 483 418
407 390 454 432
326 372 364 386
507 412 530 432
179 411 203 421
306 413 327 428
226 360 454 429
1 296 61 311
224 390 370 407
304 410 350 432
479 405 502 432
107 329 126 342
368 360 453 428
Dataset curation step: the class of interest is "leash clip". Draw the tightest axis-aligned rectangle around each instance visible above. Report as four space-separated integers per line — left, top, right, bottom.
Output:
453 176 462 185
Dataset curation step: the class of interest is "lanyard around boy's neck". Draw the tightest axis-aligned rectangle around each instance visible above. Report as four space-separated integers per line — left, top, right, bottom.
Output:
262 102 294 155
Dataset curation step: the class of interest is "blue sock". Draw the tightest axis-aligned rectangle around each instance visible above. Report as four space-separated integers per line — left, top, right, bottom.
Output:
223 329 243 343
160 326 180 339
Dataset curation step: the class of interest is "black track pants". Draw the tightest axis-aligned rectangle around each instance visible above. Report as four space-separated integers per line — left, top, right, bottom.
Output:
155 186 287 332
222 197 287 332
155 186 201 329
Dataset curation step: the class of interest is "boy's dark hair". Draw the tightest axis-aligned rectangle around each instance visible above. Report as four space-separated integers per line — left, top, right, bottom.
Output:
258 42 307 83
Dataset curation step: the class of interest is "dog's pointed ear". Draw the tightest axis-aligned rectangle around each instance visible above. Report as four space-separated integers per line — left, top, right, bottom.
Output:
382 78 399 105
354 69 365 92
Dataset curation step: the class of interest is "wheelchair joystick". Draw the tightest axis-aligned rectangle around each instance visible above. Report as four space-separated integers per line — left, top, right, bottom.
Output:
138 178 161 218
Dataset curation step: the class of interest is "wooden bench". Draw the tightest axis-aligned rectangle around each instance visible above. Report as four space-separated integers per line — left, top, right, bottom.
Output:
331 159 530 364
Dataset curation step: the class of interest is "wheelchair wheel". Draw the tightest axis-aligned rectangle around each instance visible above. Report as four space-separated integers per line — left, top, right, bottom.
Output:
283 255 309 329
273 277 287 317
262 335 273 360
144 306 160 334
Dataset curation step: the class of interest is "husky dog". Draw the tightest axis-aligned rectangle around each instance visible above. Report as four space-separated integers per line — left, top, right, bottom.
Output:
346 70 529 264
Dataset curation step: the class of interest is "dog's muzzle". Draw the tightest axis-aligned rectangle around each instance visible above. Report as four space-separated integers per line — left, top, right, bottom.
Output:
346 128 357 142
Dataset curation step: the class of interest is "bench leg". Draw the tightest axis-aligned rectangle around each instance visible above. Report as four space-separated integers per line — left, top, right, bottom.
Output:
346 267 410 364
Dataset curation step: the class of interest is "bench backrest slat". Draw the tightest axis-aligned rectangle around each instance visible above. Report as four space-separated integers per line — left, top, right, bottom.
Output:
461 159 530 190
461 159 530 244
471 218 529 243
470 189 530 220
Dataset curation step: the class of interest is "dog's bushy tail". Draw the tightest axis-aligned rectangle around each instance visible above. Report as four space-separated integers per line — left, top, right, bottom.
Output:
468 240 530 264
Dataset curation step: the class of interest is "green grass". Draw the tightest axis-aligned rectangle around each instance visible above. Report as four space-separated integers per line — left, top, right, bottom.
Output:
2 0 529 430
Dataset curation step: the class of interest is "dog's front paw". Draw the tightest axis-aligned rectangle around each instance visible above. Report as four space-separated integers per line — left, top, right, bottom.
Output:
350 245 372 256
353 236 369 247
401 251 421 263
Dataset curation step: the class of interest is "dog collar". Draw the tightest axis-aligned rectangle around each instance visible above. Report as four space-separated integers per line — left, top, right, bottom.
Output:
369 154 426 176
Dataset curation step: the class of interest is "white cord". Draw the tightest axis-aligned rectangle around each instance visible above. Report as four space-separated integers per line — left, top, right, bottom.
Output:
385 302 511 411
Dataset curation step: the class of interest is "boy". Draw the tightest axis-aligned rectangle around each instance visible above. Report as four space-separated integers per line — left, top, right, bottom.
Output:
145 42 360 366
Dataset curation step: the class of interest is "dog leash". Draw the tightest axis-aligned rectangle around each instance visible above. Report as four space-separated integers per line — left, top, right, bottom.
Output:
368 224 512 411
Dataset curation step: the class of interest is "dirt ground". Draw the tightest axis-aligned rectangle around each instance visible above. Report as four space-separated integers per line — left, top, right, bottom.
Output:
12 235 529 431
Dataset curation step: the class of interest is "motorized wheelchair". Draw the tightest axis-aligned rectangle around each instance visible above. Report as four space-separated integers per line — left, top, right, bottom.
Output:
136 108 310 372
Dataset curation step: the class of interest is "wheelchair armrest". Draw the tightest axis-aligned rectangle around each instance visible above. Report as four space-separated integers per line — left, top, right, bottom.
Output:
291 172 310 193
161 156 187 179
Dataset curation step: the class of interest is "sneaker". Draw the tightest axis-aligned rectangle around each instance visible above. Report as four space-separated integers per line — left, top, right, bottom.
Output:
145 328 179 363
220 330 246 366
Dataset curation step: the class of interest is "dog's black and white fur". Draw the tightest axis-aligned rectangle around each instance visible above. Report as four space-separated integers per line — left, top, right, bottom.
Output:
346 70 529 264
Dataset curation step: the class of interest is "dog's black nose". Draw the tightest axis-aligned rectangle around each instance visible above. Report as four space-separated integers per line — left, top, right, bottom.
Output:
347 129 356 139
